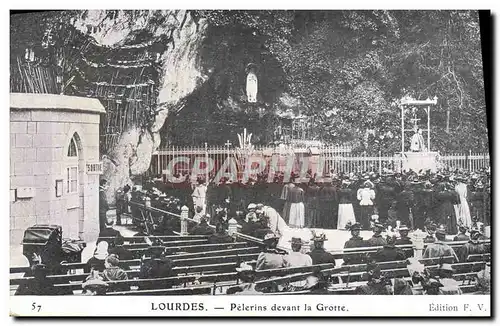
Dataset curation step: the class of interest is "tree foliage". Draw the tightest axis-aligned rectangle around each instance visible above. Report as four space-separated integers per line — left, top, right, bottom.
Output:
10 10 489 154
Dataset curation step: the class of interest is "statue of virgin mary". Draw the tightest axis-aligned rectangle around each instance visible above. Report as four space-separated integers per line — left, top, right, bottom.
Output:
246 63 258 103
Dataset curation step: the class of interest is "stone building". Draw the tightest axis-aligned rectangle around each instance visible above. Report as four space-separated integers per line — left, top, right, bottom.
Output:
10 93 105 245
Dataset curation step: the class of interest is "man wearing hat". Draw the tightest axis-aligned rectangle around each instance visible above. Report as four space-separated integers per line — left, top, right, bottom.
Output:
342 222 366 265
355 264 393 295
453 225 470 242
422 226 459 262
457 228 488 263
395 225 414 258
284 237 313 289
255 232 287 271
308 233 336 266
366 222 388 247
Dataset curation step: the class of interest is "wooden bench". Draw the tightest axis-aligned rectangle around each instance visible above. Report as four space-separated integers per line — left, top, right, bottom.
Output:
121 239 211 249
98 235 210 243
467 253 491 262
127 241 250 252
329 244 415 260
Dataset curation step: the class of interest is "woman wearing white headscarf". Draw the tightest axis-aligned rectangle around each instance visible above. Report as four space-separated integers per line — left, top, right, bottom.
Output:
84 241 109 273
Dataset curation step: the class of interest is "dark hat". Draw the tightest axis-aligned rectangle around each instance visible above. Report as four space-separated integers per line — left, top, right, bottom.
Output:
373 222 385 229
289 237 307 245
311 233 328 242
350 222 362 231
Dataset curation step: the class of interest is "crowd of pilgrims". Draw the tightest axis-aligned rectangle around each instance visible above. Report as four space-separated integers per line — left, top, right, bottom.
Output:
18 167 489 296
134 167 490 235
14 217 491 296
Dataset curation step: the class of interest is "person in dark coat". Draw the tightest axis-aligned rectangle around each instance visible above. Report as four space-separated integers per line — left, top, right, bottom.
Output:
99 179 109 232
372 236 406 262
355 265 393 295
208 223 234 244
318 179 338 229
305 181 321 228
413 181 434 230
108 235 134 262
453 225 470 242
308 233 336 266
457 229 488 262
434 182 459 235
98 217 122 240
375 177 397 224
396 181 414 228
395 225 414 258
366 223 387 247
189 216 215 236
15 264 63 295
138 246 176 290
343 222 367 265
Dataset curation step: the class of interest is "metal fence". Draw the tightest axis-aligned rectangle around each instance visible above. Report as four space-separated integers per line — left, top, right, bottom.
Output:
145 146 489 180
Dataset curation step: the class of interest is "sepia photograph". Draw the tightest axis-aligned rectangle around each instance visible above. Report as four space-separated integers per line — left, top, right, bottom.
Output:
8 8 491 317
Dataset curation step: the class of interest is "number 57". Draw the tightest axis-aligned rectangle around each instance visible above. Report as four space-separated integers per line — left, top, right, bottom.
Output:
31 302 41 312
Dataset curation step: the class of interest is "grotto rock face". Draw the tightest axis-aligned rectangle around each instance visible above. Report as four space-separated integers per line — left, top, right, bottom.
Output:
75 10 209 202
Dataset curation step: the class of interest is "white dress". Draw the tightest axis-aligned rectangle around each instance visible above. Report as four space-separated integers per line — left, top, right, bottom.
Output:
455 182 472 228
192 184 207 215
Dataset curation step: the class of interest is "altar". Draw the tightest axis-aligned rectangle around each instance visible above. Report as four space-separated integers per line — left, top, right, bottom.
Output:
399 96 439 172
401 151 439 172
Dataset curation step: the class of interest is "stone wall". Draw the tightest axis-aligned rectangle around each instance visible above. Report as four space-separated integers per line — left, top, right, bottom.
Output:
10 94 104 246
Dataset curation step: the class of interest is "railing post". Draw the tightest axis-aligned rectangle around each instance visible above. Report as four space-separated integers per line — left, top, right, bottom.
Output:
468 149 472 171
411 229 427 259
378 150 382 175
180 205 189 235
228 218 238 236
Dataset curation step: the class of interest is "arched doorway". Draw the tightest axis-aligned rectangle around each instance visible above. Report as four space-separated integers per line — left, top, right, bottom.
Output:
64 132 85 239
